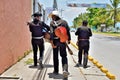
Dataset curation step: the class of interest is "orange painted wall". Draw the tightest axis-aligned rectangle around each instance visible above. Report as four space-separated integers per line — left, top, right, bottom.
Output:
0 0 32 74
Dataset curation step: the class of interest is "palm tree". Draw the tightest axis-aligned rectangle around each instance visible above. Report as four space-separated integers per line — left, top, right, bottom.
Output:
73 13 88 28
107 0 120 28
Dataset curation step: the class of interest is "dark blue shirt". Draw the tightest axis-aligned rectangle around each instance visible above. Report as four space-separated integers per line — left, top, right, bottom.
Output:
29 21 50 37
75 26 92 40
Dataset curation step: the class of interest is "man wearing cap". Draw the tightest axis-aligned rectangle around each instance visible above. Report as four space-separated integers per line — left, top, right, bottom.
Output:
75 20 92 68
49 10 71 77
28 12 50 68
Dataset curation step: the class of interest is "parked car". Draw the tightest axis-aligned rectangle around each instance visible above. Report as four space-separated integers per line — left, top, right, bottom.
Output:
70 28 76 32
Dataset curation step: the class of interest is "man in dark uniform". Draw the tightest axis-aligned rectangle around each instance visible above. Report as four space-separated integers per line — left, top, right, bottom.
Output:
75 20 92 68
49 10 71 77
28 12 50 67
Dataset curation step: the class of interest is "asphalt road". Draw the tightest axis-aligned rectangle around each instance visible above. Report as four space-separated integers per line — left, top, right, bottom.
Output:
71 32 120 80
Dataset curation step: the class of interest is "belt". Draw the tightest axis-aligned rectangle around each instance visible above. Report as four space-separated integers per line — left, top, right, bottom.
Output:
79 39 89 40
54 37 59 39
32 36 43 39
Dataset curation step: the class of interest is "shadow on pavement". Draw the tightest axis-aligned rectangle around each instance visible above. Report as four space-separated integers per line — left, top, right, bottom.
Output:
44 64 54 68
48 72 64 79
74 64 91 69
28 64 53 69
29 65 38 68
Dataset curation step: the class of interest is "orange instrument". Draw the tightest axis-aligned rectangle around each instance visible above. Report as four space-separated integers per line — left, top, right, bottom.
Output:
55 26 73 55
55 26 68 42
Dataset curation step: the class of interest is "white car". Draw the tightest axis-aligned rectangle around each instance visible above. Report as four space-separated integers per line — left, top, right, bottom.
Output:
70 28 76 32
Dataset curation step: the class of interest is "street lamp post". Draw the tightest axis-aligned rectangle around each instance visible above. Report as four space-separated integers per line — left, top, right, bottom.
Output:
38 3 46 22
60 9 64 18
33 0 36 13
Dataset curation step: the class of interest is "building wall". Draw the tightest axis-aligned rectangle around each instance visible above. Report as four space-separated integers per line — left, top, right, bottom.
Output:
0 0 32 74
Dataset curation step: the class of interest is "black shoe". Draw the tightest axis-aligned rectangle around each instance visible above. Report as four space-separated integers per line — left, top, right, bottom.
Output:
34 64 37 66
38 60 44 68
39 62 44 68
63 70 69 78
83 65 87 68
53 71 58 75
76 63 81 67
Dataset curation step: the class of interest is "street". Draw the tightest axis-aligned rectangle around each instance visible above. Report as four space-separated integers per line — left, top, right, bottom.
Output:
71 32 120 80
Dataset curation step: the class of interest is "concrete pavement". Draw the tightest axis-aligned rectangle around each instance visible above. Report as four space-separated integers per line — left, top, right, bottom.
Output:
0 42 109 80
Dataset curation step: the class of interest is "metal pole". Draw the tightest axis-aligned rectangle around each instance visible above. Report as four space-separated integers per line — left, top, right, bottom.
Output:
43 9 45 22
38 3 42 13
33 0 36 13
60 9 64 18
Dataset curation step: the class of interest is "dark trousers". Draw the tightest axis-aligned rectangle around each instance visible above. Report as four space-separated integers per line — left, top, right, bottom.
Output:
53 39 68 73
31 38 44 66
78 40 89 66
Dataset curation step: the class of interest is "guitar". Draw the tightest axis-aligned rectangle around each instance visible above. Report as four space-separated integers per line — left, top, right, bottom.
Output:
55 26 68 42
55 26 73 55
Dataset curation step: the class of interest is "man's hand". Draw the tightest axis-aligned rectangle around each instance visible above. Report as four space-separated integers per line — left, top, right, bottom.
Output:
27 22 31 25
50 40 57 48
52 45 57 48
67 40 71 44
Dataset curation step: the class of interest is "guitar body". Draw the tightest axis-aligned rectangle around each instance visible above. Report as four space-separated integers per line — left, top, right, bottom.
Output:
55 26 68 42
55 26 73 55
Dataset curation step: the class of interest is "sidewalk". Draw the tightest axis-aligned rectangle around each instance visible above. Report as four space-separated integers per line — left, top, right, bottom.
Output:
0 42 109 80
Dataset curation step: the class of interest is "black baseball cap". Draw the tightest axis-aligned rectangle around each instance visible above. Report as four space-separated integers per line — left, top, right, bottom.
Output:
32 12 42 17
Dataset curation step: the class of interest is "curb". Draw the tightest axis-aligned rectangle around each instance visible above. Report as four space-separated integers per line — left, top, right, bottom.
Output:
0 76 23 80
70 41 116 80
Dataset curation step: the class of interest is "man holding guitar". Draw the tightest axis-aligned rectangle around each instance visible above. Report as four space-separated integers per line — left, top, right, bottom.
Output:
49 10 71 78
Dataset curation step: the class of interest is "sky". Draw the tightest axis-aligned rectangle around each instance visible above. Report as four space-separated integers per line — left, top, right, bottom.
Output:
39 0 111 26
